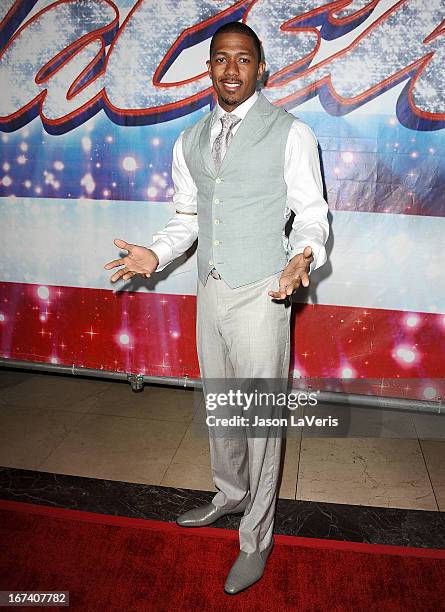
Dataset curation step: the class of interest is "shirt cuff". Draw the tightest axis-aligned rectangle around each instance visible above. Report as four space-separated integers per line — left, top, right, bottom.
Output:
148 240 174 272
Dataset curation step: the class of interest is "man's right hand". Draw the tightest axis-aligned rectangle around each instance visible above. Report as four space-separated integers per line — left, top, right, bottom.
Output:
104 238 159 282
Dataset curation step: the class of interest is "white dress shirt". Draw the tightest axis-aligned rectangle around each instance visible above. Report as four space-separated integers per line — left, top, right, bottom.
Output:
149 91 329 275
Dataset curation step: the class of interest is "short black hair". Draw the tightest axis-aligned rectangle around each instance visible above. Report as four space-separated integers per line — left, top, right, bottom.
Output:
209 22 262 63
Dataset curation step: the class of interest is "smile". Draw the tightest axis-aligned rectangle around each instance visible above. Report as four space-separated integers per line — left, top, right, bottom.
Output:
222 82 241 92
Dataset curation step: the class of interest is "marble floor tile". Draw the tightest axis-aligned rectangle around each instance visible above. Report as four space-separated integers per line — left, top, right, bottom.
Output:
302 402 417 439
88 381 202 422
192 396 207 423
420 440 445 510
278 437 301 499
413 413 445 441
160 461 216 492
0 405 85 470
296 438 437 511
0 368 35 389
2 370 442 515
161 421 301 500
0 372 110 412
276 406 303 499
160 422 215 491
169 422 211 467
39 413 189 485
2 468 444 549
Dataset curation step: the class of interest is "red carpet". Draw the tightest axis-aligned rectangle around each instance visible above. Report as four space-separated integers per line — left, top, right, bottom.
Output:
1 499 444 612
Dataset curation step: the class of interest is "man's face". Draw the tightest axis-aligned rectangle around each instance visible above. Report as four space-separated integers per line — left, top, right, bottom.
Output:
206 32 265 112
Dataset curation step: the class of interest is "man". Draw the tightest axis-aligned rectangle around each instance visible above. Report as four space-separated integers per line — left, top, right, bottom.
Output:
105 22 329 594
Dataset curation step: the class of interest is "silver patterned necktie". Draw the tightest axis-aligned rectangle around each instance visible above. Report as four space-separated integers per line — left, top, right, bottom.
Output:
212 113 241 168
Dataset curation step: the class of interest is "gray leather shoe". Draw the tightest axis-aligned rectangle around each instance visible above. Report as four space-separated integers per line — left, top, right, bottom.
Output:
176 496 250 528
224 539 274 595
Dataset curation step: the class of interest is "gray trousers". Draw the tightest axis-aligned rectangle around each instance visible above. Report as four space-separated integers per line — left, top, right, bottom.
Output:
196 271 291 554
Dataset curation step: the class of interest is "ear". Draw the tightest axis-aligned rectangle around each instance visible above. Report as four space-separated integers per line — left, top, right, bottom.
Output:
257 60 266 80
206 59 212 78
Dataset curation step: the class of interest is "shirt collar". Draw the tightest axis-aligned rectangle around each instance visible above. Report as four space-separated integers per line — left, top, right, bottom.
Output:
212 91 259 126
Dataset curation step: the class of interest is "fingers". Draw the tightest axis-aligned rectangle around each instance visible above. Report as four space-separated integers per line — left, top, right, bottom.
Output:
282 274 301 296
106 240 138 281
105 239 132 274
268 271 310 300
300 271 310 288
268 288 287 299
303 245 313 261
113 238 134 251
110 267 138 283
109 267 128 283
110 267 142 282
108 263 151 282
268 279 298 300
104 257 124 270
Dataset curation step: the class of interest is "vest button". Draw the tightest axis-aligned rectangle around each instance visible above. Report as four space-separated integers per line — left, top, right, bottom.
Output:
214 219 220 225
214 198 220 204
215 178 222 184
209 259 214 266
214 240 220 246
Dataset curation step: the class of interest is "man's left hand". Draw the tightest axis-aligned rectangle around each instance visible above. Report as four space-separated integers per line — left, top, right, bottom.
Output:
268 246 313 300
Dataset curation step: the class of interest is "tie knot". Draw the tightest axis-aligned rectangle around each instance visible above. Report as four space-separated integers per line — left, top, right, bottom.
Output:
220 113 241 130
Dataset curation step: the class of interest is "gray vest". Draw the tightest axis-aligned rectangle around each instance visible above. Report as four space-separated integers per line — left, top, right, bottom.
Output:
182 93 294 288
